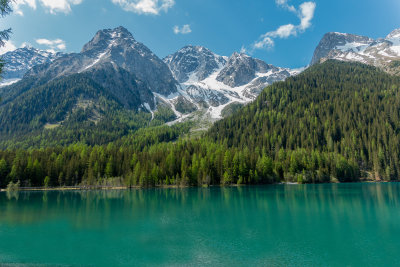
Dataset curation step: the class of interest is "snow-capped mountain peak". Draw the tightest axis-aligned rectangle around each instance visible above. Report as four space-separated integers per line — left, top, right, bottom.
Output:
80 26 159 71
216 51 282 88
311 28 400 74
163 47 295 120
164 45 227 83
81 26 151 57
25 26 178 96
311 32 374 65
386 28 400 41
0 46 62 83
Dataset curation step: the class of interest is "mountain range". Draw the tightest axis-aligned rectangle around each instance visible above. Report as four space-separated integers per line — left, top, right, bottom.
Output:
0 26 399 147
0 26 296 123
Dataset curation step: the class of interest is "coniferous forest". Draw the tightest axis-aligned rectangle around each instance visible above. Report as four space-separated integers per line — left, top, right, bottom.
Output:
1 61 400 188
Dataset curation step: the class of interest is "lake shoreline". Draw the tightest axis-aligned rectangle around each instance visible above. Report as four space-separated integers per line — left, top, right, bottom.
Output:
0 179 389 192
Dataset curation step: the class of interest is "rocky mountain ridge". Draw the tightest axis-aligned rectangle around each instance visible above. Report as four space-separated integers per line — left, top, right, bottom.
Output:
311 28 400 75
1 27 296 121
0 46 62 86
26 26 178 99
163 47 295 119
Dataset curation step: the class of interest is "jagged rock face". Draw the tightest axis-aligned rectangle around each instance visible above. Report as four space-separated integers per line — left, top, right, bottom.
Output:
28 26 178 96
311 32 374 65
216 53 279 87
311 29 400 75
86 63 154 109
161 48 295 119
164 45 226 83
386 29 400 40
1 47 62 80
243 70 291 98
186 85 229 107
83 27 178 95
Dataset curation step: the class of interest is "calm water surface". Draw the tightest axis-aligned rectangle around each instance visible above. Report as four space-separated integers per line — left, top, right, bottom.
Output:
0 183 400 266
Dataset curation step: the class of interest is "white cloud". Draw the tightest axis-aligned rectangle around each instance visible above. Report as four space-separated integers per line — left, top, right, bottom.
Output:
0 41 17 55
254 1 316 50
12 0 82 15
269 24 297 38
254 37 274 50
112 0 175 15
275 0 296 13
13 0 36 16
298 2 316 31
36 38 66 52
173 24 192 35
40 0 83 14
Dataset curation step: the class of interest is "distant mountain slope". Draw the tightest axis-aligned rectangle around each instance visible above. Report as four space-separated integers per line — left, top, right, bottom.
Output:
311 29 400 75
0 26 179 113
207 60 400 181
164 45 227 83
0 47 62 86
0 72 158 147
26 26 178 97
163 46 295 119
0 27 182 147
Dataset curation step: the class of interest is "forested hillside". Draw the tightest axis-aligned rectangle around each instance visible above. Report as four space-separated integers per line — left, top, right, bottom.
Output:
208 61 400 180
0 73 178 148
1 61 400 188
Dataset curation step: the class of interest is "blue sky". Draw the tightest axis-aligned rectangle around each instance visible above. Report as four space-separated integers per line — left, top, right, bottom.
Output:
1 0 400 68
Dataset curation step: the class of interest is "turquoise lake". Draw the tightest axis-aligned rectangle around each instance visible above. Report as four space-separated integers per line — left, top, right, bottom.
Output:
0 183 400 266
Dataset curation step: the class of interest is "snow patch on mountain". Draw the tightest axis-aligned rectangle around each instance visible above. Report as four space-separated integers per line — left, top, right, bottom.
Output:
83 50 109 71
0 78 20 87
165 46 296 119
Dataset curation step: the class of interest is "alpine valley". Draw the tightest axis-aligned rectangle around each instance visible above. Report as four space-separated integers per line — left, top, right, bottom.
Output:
1 26 400 187
0 26 298 147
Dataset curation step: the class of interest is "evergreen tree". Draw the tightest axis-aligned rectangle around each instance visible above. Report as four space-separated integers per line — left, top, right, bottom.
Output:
0 0 12 78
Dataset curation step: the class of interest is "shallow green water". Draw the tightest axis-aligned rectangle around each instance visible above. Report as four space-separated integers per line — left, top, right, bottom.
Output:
0 184 400 266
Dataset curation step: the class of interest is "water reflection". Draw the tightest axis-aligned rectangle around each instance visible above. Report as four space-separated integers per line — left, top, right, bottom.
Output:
0 184 399 228
0 184 400 266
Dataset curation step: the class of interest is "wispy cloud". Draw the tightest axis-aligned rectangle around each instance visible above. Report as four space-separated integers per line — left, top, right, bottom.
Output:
36 38 66 52
173 24 192 35
112 0 175 15
0 41 17 55
40 0 83 14
254 1 316 50
12 0 83 15
13 0 36 16
275 0 296 13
